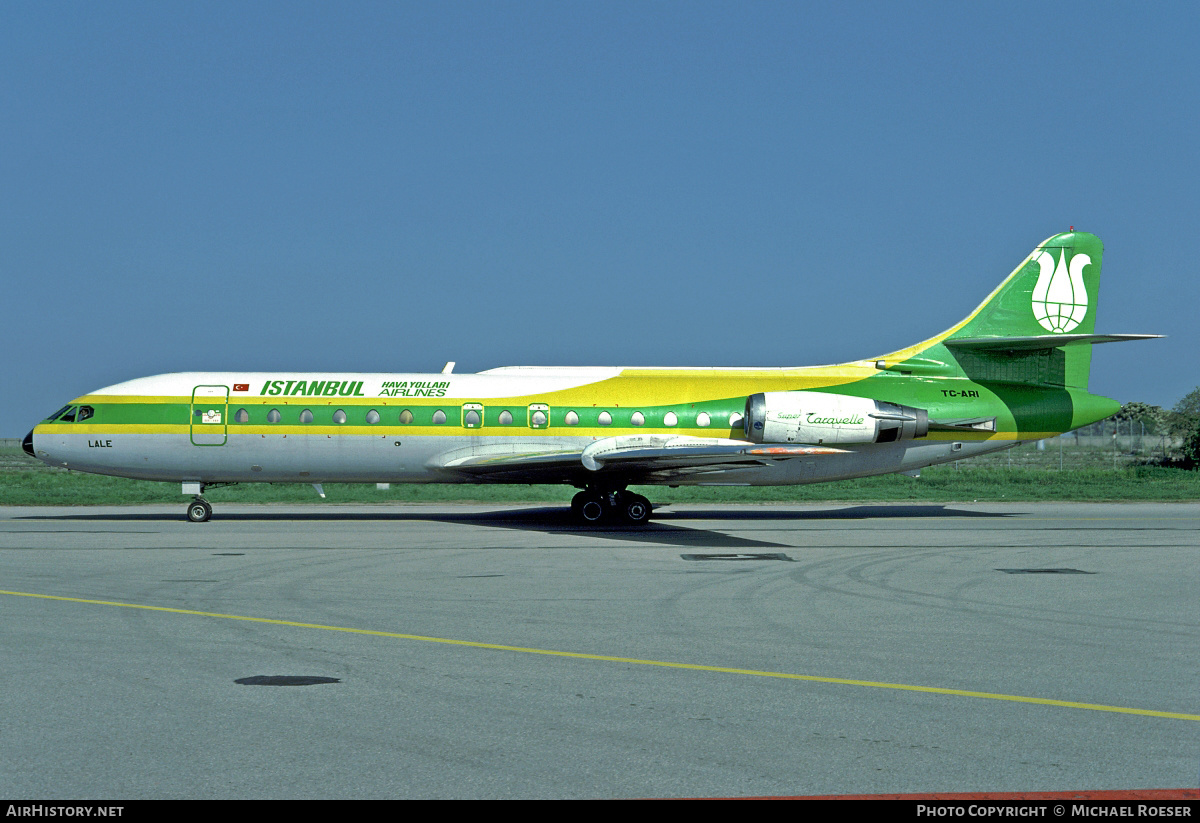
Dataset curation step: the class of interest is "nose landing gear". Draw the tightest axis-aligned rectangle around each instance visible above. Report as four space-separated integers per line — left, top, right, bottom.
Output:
570 488 652 526
182 481 235 522
186 497 213 523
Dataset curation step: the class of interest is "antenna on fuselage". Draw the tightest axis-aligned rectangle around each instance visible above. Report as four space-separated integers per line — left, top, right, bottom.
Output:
441 362 455 374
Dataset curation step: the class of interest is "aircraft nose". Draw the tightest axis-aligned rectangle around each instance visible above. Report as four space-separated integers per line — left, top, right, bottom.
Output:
22 429 35 457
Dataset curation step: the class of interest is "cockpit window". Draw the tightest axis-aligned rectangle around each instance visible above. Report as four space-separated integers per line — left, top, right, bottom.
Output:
44 405 72 422
58 406 78 423
76 406 94 422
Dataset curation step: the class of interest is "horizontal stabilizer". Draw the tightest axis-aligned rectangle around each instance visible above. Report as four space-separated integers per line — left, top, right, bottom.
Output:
945 334 1162 352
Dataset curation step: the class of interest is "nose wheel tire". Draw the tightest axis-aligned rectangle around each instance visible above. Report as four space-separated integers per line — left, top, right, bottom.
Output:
187 498 212 523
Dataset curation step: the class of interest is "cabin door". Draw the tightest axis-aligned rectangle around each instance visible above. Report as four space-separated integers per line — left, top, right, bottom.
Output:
190 385 229 446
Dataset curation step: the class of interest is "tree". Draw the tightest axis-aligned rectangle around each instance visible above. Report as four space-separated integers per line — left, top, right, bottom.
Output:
1175 387 1200 417
1182 420 1200 470
1169 387 1200 440
1116 402 1166 435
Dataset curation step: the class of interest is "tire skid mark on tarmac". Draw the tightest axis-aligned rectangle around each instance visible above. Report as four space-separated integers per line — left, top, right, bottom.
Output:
782 546 1198 636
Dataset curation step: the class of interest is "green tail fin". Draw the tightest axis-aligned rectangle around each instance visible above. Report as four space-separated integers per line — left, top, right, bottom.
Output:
948 231 1103 388
950 231 1103 340
880 232 1107 388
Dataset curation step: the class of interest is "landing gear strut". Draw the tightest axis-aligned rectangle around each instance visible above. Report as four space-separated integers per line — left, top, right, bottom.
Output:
570 488 652 526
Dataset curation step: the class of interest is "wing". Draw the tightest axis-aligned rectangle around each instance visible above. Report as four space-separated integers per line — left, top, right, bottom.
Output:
431 435 848 484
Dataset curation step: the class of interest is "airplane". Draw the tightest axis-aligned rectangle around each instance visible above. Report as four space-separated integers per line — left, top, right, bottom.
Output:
23 231 1160 525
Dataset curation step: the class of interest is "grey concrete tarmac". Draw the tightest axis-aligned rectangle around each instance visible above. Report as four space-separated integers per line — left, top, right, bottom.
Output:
0 501 1196 799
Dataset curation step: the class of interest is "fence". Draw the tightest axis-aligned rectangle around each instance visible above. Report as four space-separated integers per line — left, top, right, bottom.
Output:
948 420 1183 471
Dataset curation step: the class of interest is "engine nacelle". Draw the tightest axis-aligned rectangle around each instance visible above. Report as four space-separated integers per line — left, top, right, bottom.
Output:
744 391 928 445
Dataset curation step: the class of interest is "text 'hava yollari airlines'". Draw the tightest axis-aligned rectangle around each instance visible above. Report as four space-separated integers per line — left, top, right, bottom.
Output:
23 231 1160 525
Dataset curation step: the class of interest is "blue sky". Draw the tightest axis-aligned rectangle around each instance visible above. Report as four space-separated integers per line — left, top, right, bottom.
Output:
3 2 1196 435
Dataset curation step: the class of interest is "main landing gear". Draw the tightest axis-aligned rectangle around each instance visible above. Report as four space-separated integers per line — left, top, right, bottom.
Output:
570 488 652 526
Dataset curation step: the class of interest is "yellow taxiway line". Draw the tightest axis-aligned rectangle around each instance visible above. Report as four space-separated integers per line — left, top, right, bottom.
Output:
3 587 1196 722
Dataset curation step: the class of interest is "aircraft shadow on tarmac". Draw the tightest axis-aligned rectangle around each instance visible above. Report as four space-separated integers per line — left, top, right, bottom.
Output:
17 504 1016 550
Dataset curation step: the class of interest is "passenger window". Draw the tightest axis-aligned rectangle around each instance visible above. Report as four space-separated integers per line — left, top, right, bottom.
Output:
663 412 678 427
332 409 347 424
498 410 513 425
267 409 282 423
235 409 250 423
399 410 414 424
696 412 711 427
564 411 579 426
598 411 612 426
432 410 447 424
76 406 94 422
299 409 314 424
462 404 482 428
526 403 549 429
366 410 381 424
630 412 645 426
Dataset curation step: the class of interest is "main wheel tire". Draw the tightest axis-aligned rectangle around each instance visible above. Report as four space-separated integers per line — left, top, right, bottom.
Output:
187 499 212 523
621 493 651 525
578 495 606 523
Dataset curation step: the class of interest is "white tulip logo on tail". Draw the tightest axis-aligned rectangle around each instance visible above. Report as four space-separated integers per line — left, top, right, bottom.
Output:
1031 250 1090 333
